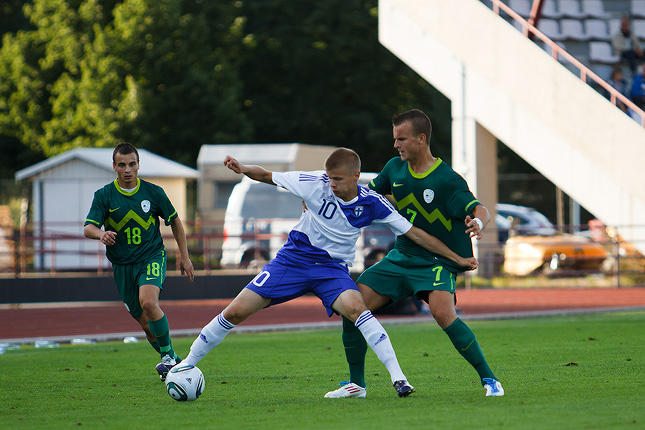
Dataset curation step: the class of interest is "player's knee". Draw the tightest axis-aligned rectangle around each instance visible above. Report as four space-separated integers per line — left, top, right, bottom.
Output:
139 298 158 316
222 307 246 325
432 309 457 329
346 301 368 322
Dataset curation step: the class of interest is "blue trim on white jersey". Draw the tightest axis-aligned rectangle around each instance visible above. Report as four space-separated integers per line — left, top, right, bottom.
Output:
271 171 412 266
339 186 398 229
278 231 342 265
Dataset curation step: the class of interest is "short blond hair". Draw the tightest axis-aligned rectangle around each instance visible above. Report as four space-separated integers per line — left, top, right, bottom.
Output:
324 148 361 174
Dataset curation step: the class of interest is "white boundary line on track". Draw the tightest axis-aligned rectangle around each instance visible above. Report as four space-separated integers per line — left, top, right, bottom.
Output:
2 306 644 345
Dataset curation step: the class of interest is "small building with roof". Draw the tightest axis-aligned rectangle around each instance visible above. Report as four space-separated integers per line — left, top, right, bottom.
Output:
196 143 336 265
15 148 198 271
197 143 336 226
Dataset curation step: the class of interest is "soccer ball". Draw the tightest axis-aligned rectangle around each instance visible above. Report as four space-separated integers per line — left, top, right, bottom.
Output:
165 364 205 401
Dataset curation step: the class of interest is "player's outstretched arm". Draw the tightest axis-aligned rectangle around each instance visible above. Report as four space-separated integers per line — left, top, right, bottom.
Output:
223 155 275 185
170 217 195 282
404 226 478 270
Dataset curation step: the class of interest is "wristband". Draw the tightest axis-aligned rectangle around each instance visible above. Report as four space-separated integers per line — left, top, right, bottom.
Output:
474 218 483 230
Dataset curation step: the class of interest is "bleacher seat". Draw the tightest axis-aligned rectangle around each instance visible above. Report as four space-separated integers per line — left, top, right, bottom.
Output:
632 19 645 39
538 19 563 39
561 18 590 40
541 0 564 19
509 0 532 18
631 0 645 19
585 19 610 41
608 18 621 38
582 0 611 19
589 41 620 64
559 0 587 19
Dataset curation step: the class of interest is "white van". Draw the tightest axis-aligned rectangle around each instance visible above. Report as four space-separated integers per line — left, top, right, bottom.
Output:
220 173 395 272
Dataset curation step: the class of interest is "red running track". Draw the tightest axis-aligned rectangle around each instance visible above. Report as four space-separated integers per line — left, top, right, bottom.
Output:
2 287 645 341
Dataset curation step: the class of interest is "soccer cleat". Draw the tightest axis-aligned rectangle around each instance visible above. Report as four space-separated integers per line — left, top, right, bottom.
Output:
393 380 415 397
483 378 505 396
324 381 366 398
155 354 177 382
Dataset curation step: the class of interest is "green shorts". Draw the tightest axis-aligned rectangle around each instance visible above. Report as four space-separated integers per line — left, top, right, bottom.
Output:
112 251 167 318
356 249 456 303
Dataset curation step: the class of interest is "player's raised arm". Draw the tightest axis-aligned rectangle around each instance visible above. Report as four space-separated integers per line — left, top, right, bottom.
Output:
223 155 275 185
403 226 478 270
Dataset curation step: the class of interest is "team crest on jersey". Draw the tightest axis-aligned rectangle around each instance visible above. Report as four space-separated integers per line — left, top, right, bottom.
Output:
141 200 151 213
353 206 364 217
423 189 435 204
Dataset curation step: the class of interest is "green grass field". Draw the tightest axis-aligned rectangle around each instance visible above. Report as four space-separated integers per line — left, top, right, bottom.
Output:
3 312 644 430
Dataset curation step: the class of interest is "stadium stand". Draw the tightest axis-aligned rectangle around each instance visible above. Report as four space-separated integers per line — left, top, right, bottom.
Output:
480 0 645 124
493 1 644 85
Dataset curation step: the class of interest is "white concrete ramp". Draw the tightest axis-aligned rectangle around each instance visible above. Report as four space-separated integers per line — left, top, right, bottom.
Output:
379 0 645 253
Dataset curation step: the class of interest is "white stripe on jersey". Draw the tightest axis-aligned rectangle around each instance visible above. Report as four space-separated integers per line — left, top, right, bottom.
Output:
271 171 412 266
359 186 397 213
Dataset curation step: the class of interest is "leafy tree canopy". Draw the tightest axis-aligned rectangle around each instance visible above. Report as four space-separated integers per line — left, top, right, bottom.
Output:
0 0 449 176
0 0 248 168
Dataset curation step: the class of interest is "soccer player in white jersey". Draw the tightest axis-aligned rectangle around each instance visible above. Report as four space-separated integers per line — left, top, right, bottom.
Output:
177 148 477 397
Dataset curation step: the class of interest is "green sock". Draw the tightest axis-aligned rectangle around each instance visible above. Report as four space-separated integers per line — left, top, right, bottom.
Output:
148 339 161 354
444 318 497 383
342 316 368 388
148 315 180 361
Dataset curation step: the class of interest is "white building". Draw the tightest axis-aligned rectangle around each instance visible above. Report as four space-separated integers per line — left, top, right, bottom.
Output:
15 148 198 270
197 143 336 230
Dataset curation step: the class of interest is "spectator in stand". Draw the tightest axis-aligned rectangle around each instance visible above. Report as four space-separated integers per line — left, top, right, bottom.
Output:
606 66 630 112
630 63 645 110
612 17 644 76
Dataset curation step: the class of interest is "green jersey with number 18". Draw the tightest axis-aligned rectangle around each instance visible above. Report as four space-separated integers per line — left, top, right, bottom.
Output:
85 178 178 265
369 157 480 272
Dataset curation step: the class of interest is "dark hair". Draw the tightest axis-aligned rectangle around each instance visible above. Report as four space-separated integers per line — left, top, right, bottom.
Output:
324 147 361 174
113 142 139 162
392 109 432 144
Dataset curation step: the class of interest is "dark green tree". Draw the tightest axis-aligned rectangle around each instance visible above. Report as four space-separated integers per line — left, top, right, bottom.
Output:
0 0 30 42
237 0 451 172
0 0 249 169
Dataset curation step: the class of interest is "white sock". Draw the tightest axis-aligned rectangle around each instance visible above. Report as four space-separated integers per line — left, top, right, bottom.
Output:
183 313 236 366
355 310 406 383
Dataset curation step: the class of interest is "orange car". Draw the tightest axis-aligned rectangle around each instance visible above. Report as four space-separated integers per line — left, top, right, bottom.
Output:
503 233 608 276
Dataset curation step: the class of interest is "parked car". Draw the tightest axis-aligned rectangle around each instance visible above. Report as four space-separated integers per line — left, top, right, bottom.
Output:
220 173 395 272
496 204 607 275
495 203 557 242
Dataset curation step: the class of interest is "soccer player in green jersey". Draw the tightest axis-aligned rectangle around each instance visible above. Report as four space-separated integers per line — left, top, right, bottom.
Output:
325 109 504 399
84 142 195 381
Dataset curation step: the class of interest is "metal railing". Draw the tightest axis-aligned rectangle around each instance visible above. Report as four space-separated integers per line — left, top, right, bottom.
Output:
487 0 645 127
1 221 644 288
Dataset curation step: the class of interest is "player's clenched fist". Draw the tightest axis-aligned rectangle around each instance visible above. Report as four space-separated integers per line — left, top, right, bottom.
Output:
223 156 244 174
101 230 117 246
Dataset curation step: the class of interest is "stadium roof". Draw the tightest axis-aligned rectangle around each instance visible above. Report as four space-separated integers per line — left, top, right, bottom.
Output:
15 148 198 181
